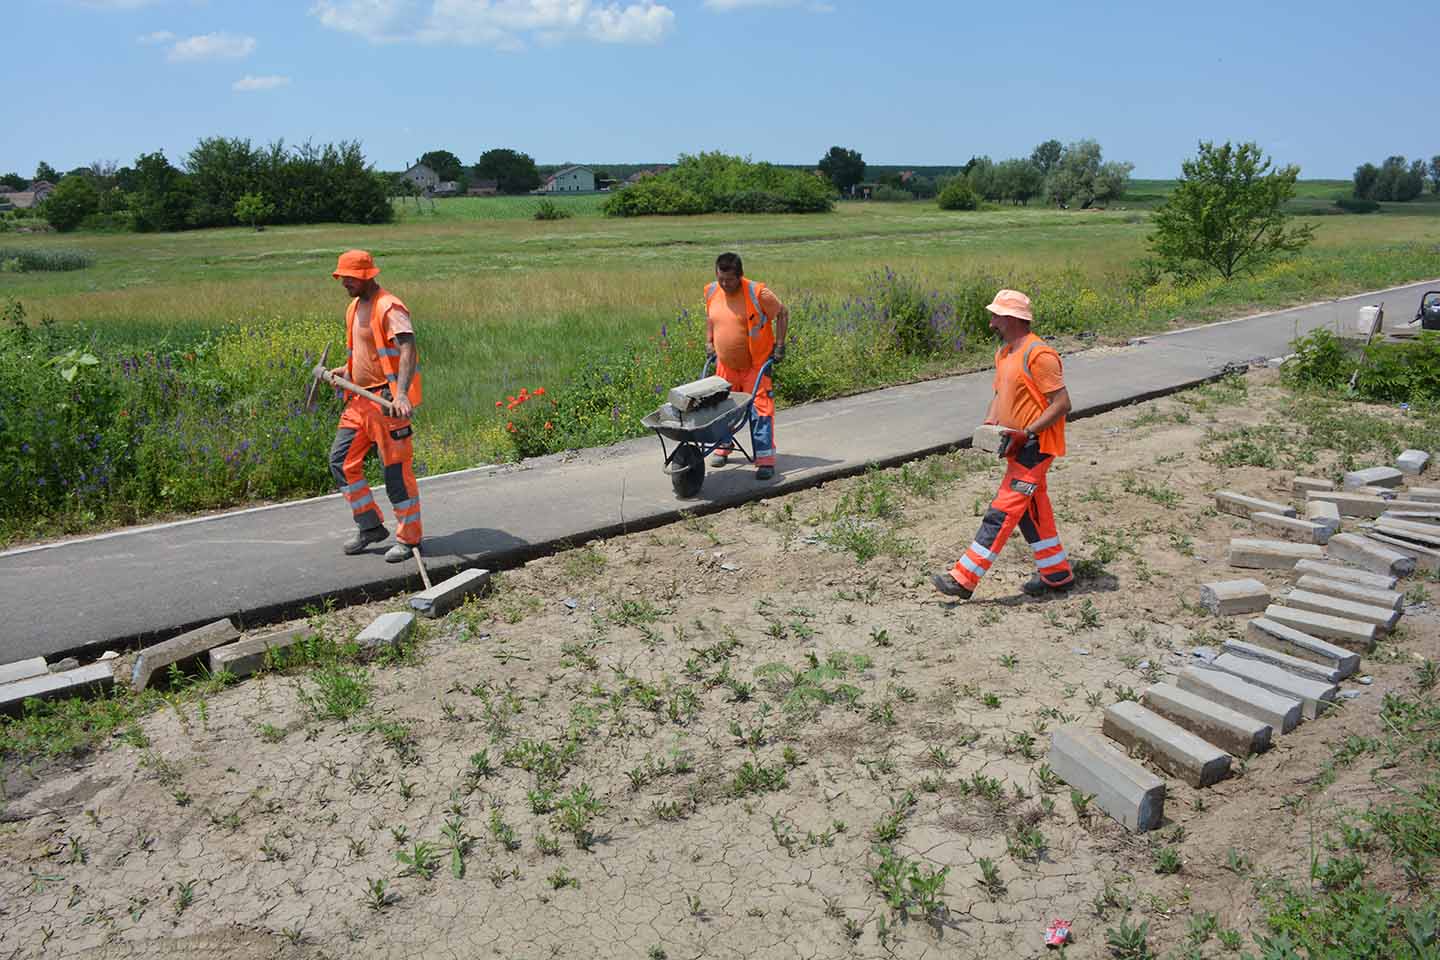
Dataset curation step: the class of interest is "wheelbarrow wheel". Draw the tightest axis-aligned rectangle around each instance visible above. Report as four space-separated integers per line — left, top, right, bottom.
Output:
670 445 705 498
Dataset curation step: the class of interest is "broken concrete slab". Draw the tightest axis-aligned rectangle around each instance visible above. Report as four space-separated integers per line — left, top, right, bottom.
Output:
1294 574 1403 613
1401 487 1440 503
1220 638 1344 684
132 618 240 690
1307 491 1392 518
1209 654 1338 719
1177 666 1302 734
1291 559 1397 591
209 626 315 679
1364 532 1440 574
1370 520 1440 548
1142 682 1271 758
1293 476 1334 495
1382 510 1440 526
0 657 48 685
1228 538 1324 570
410 568 491 619
1216 491 1295 520
1251 511 1332 545
1326 533 1416 577
1245 617 1360 678
1263 603 1378 653
1396 450 1430 476
1199 579 1270 616
1103 700 1232 788
1343 466 1405 489
1279 588 1400 632
1048 726 1166 832
356 612 414 652
1 663 114 716
1305 500 1342 538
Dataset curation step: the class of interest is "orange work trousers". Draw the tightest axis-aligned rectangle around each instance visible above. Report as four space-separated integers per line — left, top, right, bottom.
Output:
713 359 775 466
950 440 1073 591
329 393 422 546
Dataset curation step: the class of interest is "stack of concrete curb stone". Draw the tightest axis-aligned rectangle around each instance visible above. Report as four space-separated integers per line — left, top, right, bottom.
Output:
1049 449 1430 834
0 568 490 716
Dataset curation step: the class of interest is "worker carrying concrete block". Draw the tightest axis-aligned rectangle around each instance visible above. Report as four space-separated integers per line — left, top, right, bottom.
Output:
934 289 1075 601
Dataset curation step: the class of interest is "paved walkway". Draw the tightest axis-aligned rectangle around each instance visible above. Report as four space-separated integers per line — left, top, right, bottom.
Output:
3 279 1435 661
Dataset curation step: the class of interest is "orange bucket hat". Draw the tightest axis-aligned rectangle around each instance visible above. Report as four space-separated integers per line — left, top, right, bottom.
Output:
984 288 1034 323
332 249 379 280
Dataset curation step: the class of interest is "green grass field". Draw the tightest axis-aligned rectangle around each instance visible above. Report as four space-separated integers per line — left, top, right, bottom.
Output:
3 185 1439 531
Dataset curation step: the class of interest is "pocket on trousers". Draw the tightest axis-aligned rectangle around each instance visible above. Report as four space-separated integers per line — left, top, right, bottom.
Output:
389 425 413 441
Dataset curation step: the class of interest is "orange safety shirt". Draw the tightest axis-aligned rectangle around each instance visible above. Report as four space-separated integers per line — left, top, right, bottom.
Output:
349 295 414 391
707 279 782 372
993 332 1066 457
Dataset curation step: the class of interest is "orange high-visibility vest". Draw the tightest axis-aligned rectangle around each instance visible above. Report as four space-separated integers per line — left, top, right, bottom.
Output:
997 334 1065 457
345 288 422 408
705 278 775 370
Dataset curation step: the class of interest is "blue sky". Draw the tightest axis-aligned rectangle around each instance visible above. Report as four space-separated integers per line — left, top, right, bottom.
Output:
6 0 1437 179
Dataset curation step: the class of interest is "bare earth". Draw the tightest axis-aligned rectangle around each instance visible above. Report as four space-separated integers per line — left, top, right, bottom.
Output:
2 369 1435 960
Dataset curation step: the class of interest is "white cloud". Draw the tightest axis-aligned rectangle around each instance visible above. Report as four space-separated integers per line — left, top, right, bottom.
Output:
233 74 291 91
167 32 258 62
312 0 674 48
704 0 833 11
137 30 176 44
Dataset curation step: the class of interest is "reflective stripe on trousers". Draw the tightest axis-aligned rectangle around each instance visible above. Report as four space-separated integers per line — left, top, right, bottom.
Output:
329 394 423 545
949 442 1073 590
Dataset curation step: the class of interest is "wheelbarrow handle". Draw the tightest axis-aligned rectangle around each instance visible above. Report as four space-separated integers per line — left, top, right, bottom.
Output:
701 354 775 387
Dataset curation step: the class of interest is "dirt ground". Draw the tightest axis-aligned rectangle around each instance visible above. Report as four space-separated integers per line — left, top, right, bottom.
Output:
2 369 1436 960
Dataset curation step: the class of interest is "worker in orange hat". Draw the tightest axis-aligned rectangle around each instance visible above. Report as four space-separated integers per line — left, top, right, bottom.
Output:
327 249 424 562
933 289 1075 600
704 252 788 481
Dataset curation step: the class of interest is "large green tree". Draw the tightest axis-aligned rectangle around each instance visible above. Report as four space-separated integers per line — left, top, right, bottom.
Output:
1030 139 1062 177
1045 140 1132 208
1430 155 1440 194
818 145 865 194
419 149 465 183
475 148 540 194
1149 140 1315 280
34 161 59 182
0 173 27 191
42 174 100 231
993 158 1044 205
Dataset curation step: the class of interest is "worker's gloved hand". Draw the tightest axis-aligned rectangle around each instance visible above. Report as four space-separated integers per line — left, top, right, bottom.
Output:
999 428 1031 457
772 343 786 364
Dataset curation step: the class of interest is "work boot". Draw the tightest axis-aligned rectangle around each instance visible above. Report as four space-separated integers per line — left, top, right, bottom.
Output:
1021 574 1075 598
931 573 974 600
709 450 730 468
755 465 774 481
385 542 416 564
343 525 389 555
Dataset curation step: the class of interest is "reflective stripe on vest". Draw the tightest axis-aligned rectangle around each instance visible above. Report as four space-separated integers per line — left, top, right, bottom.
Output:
705 280 769 338
345 288 422 407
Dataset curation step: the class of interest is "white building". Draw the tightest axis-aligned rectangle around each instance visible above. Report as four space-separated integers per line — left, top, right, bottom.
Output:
541 166 595 193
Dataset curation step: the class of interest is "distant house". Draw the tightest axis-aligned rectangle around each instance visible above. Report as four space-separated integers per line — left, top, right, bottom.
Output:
401 162 440 193
540 165 595 193
466 180 499 197
433 181 460 197
624 166 670 185
1 181 53 209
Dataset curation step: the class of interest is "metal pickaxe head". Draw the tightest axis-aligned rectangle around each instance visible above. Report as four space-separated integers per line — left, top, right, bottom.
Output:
304 343 331 412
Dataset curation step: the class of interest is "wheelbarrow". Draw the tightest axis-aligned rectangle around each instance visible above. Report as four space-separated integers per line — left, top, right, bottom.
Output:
641 356 774 498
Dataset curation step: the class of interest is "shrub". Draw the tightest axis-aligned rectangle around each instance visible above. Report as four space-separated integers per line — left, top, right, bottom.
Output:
602 152 834 217
871 185 914 203
1284 327 1440 403
42 176 100 232
937 178 979 211
0 248 94 272
533 199 573 221
1334 197 1380 214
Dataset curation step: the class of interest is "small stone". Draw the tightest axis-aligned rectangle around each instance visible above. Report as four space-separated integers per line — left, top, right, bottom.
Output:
1340 690 1362 700
720 563 741 572
562 598 578 610
1072 647 1091 656
1358 675 1373 685
49 658 80 673
98 650 119 661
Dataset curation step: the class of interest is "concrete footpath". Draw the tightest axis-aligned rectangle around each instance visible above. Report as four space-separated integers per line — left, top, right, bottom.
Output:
2 280 1435 661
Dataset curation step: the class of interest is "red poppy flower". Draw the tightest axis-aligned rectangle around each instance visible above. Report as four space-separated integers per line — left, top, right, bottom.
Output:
506 422 516 432
544 421 553 430
495 401 502 408
534 387 546 396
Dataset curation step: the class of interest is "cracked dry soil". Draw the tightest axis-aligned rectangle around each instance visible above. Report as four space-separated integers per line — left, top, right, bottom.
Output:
2 369 1436 960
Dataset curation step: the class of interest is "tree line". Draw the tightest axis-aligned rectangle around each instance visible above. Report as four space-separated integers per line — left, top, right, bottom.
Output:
1352 155 1440 203
21 139 393 233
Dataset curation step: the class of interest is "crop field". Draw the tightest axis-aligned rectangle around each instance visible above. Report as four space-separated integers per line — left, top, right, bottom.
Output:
3 372 1438 958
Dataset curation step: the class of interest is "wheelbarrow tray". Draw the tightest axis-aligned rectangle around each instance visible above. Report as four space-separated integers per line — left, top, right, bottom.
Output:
641 391 754 446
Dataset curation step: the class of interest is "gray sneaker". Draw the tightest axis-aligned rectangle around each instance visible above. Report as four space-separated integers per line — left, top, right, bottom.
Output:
709 451 730 468
343 525 389 555
385 542 415 563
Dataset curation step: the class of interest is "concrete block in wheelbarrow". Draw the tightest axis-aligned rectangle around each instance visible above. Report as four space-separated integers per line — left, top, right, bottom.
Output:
132 618 240 690
1210 653 1338 720
1227 538 1323 570
411 568 491 619
1245 617 1360 679
1142 682 1271 758
1215 491 1295 520
1262 604 1376 654
1103 700 1231 788
1047 726 1165 832
210 626 315 679
1176 666 1301 734
1221 638 1344 684
1326 533 1414 577
1291 560 1396 591
667 376 732 413
1 663 114 716
356 612 414 653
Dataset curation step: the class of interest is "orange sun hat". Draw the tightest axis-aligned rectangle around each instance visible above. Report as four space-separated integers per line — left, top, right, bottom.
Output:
332 249 380 280
984 288 1034 323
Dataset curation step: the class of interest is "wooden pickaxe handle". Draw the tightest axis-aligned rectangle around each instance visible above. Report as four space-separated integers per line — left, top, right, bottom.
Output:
311 364 398 415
